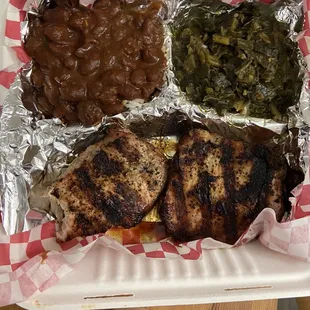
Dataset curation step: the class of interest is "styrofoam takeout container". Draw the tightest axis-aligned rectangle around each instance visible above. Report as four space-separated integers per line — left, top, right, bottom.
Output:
18 240 310 310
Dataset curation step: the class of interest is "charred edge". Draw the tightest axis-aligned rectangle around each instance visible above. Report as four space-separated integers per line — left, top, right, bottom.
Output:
92 150 123 177
76 213 102 236
51 187 60 199
221 141 238 244
112 137 140 163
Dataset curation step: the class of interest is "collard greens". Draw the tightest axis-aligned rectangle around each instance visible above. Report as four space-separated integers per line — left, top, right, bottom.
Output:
172 1 303 119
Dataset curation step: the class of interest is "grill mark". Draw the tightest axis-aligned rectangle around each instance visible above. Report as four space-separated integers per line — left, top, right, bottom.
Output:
112 137 140 163
170 156 188 235
187 139 215 238
220 141 238 244
74 167 135 227
92 150 123 177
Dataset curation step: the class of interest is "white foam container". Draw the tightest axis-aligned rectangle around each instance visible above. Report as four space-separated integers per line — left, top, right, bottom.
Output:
18 240 310 310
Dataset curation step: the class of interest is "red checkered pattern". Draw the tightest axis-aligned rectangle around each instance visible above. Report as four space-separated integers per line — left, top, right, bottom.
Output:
1 0 310 307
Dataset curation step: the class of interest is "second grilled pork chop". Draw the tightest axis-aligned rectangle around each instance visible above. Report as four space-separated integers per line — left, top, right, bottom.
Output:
160 129 286 244
51 127 168 242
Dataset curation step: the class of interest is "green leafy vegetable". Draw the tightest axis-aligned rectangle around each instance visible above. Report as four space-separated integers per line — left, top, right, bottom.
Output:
172 1 302 119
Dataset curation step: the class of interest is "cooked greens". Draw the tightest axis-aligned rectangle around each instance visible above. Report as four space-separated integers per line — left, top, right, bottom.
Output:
172 1 302 119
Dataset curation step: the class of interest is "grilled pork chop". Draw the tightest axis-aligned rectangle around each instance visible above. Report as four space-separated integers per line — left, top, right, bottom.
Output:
51 127 168 242
160 129 286 244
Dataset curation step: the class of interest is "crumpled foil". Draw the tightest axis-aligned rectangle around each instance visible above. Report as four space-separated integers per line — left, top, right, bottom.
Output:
0 0 309 235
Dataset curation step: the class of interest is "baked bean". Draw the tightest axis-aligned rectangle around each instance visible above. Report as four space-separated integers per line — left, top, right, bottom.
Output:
25 37 44 56
93 0 110 9
142 48 160 63
43 7 72 23
60 80 87 101
103 69 128 86
49 43 75 58
55 0 79 8
102 54 117 71
121 54 137 71
111 24 127 42
130 69 146 87
88 81 104 99
101 99 125 116
78 101 104 126
44 24 80 46
31 66 44 88
55 101 78 120
118 84 141 100
37 96 54 117
68 11 96 32
134 14 145 28
146 68 163 85
24 0 165 125
44 76 59 105
35 48 62 69
75 43 95 58
63 56 78 71
141 82 156 99
80 57 101 76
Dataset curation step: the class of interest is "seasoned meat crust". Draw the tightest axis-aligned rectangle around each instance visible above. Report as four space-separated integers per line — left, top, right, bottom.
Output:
51 127 168 242
160 128 286 244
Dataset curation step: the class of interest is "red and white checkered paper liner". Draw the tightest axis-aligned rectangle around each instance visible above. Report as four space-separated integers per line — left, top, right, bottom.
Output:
1 0 310 306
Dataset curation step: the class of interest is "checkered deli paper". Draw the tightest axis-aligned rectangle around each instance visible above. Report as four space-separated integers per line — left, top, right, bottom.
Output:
1 0 310 307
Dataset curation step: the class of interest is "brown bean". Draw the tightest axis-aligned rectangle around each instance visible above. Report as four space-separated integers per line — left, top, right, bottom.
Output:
43 7 72 24
103 69 128 86
54 101 78 121
106 1 121 16
118 84 141 100
134 14 145 28
48 43 75 58
31 66 44 88
142 48 160 63
63 56 78 71
111 24 126 42
101 98 125 116
55 0 79 8
59 80 87 101
123 36 142 57
130 69 146 87
121 54 137 71
44 24 80 46
93 0 110 9
44 76 59 105
92 25 109 37
75 43 95 58
37 96 54 117
35 48 62 69
141 82 156 100
21 90 36 113
102 54 116 71
25 37 44 56
146 68 163 85
80 57 100 76
88 81 104 99
68 11 96 32
77 101 104 126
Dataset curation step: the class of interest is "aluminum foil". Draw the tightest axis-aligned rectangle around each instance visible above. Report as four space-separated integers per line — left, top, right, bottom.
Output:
0 0 309 235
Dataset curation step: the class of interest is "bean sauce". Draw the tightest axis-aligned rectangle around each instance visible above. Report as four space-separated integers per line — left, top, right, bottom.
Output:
23 0 166 126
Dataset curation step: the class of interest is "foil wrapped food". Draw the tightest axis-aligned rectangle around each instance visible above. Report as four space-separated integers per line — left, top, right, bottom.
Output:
0 0 309 236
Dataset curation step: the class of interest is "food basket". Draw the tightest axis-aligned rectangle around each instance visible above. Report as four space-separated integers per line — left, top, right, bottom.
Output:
18 241 310 309
1 0 310 308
